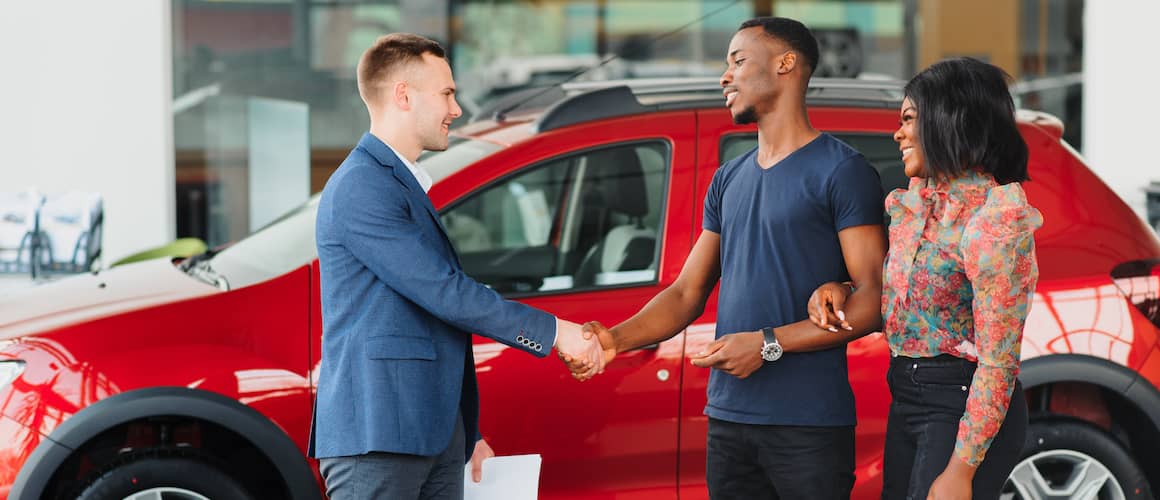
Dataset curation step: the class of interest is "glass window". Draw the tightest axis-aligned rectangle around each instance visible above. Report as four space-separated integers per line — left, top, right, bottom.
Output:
195 193 320 291
720 133 905 223
1014 0 1084 150
172 0 1087 257
420 137 503 185
442 142 669 296
775 1 907 78
194 137 497 290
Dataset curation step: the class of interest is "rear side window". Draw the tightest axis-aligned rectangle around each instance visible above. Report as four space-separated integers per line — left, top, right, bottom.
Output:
441 141 669 296
721 133 907 195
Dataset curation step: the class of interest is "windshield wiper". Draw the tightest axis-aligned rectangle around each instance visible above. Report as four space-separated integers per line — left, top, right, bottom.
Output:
179 247 220 272
187 260 230 290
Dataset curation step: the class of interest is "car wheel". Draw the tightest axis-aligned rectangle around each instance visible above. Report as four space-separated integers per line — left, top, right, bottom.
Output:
77 456 254 500
1001 419 1153 500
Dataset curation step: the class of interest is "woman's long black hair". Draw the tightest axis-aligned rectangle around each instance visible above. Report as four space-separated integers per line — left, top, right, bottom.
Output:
904 57 1029 184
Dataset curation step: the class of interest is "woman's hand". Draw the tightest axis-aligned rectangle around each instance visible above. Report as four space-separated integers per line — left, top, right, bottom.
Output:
806 282 854 332
927 457 975 500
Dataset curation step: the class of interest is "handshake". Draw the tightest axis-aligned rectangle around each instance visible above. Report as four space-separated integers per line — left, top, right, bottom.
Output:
553 319 617 381
550 318 779 381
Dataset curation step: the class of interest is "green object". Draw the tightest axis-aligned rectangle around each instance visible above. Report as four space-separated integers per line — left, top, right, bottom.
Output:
112 238 208 267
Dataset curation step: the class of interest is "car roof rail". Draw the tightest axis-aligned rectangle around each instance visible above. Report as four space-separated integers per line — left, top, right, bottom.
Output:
535 77 906 132
535 86 649 133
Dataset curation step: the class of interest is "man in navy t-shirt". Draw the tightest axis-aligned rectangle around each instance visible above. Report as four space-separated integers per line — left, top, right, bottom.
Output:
574 17 888 499
702 134 881 428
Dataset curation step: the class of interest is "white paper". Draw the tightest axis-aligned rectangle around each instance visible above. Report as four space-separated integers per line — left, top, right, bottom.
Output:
463 454 542 500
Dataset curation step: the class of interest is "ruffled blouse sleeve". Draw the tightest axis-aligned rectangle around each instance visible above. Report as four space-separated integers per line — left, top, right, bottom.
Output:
884 177 924 222
955 182 1043 466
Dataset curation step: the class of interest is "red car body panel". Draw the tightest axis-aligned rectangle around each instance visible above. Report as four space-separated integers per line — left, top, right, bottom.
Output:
3 92 1160 499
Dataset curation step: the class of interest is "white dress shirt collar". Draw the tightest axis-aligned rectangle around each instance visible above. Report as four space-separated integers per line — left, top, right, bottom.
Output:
384 142 433 193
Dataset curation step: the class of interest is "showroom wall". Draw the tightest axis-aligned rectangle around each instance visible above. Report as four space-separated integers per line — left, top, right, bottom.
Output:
0 2 175 264
1084 0 1160 221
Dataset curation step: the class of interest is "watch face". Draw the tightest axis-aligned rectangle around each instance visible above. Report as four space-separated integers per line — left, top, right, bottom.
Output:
761 342 783 362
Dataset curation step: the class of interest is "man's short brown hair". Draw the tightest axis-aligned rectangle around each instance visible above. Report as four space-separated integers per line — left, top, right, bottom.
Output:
357 33 446 105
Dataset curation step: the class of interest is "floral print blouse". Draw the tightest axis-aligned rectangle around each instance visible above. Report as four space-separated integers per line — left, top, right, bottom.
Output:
882 170 1043 466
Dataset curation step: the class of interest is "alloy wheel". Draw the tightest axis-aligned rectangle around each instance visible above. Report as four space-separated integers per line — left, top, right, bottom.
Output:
123 488 212 500
1002 449 1125 500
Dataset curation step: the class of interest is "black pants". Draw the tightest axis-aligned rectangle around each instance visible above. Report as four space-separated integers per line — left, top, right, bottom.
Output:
706 418 855 500
882 355 1027 500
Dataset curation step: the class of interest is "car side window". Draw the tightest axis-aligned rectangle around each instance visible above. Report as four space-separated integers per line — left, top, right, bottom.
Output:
720 133 907 194
442 141 669 296
720 133 906 224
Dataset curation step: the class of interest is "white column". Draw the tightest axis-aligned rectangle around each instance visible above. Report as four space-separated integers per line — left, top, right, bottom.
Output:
0 1 175 264
1084 1 1160 221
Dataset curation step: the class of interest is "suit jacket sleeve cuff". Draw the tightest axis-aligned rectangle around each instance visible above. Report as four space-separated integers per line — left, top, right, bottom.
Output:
512 308 557 358
550 318 559 352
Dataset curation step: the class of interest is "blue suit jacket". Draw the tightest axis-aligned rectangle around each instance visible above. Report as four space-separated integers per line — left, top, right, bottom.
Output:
308 133 556 461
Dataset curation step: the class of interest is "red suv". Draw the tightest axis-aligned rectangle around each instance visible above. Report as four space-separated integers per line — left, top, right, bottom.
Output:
2 78 1159 499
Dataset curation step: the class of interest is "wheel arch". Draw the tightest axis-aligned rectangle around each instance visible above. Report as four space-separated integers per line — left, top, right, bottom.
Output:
1020 354 1160 489
10 386 321 500
1020 354 1160 429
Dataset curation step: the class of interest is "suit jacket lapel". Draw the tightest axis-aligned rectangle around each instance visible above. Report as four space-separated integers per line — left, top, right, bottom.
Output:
397 170 462 269
356 133 461 269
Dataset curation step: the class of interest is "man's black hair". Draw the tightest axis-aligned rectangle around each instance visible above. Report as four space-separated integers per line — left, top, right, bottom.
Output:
904 57 1029 184
738 17 820 74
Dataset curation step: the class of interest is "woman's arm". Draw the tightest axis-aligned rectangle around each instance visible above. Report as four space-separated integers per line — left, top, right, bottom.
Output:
954 187 1043 467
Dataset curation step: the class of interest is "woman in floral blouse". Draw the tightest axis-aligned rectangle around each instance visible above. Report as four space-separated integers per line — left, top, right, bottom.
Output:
809 57 1042 500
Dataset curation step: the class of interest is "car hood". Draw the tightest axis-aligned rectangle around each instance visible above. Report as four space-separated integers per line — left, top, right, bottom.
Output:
0 258 221 340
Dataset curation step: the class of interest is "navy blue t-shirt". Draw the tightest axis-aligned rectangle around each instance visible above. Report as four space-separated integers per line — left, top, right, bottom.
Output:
702 133 882 426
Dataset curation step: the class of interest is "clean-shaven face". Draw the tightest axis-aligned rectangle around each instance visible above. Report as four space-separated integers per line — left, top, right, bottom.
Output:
409 53 462 152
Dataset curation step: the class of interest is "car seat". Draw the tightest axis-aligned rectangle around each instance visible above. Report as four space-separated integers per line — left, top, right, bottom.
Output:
574 148 656 287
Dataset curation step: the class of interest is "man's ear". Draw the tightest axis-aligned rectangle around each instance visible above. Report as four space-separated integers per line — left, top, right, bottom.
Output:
393 81 411 111
777 51 798 75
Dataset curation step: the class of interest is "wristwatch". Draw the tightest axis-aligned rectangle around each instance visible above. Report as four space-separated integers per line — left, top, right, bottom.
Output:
760 326 783 362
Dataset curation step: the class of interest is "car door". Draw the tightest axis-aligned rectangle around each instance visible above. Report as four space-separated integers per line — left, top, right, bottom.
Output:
678 108 905 500
438 112 697 499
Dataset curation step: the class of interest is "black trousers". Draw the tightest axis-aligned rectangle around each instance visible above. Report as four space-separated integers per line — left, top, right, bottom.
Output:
882 355 1027 500
706 418 855 500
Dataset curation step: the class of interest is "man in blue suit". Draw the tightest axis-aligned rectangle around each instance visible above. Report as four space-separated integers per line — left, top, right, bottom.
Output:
309 33 606 500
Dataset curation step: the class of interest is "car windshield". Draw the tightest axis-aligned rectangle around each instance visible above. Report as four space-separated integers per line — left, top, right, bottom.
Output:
422 136 502 184
199 136 501 290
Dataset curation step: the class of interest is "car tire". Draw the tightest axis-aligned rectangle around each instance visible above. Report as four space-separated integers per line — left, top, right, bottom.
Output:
1003 418 1153 500
77 456 254 500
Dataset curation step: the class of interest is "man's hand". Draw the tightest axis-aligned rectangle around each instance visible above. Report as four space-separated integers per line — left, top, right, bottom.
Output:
554 318 605 379
807 281 854 332
470 439 495 483
560 321 618 381
688 331 764 378
927 457 975 500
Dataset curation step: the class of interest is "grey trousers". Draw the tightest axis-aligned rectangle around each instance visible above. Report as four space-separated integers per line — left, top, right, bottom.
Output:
319 413 467 500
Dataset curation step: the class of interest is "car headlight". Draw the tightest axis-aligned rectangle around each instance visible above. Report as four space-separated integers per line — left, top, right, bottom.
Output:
0 360 25 389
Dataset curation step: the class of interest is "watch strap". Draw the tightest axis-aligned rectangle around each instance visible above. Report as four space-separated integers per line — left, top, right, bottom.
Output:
762 326 777 344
